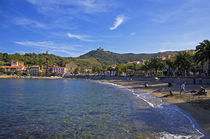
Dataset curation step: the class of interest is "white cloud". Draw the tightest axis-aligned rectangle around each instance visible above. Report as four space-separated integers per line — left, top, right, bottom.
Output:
110 15 125 30
159 49 176 52
15 41 55 49
26 0 117 15
67 33 85 40
158 41 199 51
15 41 77 56
67 33 95 42
14 18 46 28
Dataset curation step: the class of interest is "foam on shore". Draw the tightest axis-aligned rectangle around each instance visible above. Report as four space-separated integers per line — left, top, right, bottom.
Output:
96 81 205 139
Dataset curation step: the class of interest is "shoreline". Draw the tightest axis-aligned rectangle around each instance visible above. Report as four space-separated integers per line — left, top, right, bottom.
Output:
98 79 210 136
1 76 210 136
0 75 62 79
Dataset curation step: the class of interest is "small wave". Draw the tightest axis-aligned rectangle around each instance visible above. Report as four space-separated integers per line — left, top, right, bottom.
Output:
159 131 202 139
96 81 205 138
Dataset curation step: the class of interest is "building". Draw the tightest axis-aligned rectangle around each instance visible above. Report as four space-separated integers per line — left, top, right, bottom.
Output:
127 61 140 64
29 66 40 74
0 66 25 72
51 66 66 73
97 47 104 51
10 60 24 66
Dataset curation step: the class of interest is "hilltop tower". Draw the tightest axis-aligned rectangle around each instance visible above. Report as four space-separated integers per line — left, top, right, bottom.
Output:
97 47 104 51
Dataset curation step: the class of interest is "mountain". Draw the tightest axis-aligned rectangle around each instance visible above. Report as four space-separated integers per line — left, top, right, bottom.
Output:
79 49 180 65
0 49 187 68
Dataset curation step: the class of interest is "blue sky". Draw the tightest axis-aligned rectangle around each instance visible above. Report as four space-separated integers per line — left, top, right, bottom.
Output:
0 0 210 57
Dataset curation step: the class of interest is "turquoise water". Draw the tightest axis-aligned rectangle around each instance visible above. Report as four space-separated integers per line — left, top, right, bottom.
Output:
0 79 204 138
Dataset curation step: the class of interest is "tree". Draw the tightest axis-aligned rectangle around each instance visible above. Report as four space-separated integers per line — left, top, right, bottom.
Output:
194 40 210 76
149 58 164 75
116 64 127 76
0 68 5 73
141 60 151 76
174 51 194 76
107 66 114 76
165 57 176 76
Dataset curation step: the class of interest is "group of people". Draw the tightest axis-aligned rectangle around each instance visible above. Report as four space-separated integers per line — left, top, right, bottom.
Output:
180 82 207 96
144 78 207 96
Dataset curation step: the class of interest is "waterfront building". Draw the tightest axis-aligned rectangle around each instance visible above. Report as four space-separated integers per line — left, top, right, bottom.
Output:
10 60 24 66
0 66 25 72
127 61 140 64
29 66 40 74
51 66 66 73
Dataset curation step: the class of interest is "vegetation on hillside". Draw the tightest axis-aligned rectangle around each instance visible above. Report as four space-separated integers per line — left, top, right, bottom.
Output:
0 53 101 68
79 49 181 65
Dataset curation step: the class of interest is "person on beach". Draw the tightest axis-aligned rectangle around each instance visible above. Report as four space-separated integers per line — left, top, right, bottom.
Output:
144 82 149 88
180 82 186 94
193 86 207 96
199 78 203 85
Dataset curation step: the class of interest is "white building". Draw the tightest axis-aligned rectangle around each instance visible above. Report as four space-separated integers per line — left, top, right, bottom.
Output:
29 66 40 74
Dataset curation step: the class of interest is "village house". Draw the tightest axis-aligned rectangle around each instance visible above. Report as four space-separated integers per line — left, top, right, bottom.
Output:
28 66 40 74
0 60 26 72
127 61 140 64
10 60 24 66
0 66 25 72
51 66 66 74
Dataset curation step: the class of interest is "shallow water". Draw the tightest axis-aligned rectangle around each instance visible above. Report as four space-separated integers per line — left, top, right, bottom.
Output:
0 79 204 138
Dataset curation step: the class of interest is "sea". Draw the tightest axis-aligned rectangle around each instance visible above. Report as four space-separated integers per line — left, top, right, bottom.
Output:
0 79 205 138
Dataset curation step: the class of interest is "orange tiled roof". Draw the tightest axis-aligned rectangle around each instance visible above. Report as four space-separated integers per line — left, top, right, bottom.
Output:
52 66 65 68
30 66 40 67
0 66 25 68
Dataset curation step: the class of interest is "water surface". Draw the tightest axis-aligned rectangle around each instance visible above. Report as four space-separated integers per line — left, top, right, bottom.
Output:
0 79 204 138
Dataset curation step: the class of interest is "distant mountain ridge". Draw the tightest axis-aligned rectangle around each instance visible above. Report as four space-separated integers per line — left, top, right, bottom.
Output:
78 49 181 65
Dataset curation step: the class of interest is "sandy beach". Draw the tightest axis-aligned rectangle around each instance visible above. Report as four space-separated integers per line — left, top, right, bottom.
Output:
100 79 210 135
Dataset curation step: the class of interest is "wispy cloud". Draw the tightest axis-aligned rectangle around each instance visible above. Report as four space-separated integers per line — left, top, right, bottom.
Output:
67 33 96 42
16 41 55 49
130 32 136 36
158 41 199 50
110 15 126 30
14 17 46 28
159 49 176 52
27 0 117 15
15 41 78 56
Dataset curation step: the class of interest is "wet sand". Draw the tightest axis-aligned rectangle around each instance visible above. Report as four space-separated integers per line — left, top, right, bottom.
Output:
100 79 210 135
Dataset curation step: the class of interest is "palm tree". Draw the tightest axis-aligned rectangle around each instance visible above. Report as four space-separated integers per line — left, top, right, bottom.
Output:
174 51 194 76
150 58 164 75
141 60 151 76
107 66 113 76
116 64 126 76
194 40 210 76
165 57 175 76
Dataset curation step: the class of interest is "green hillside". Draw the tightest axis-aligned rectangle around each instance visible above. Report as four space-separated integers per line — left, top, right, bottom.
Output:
0 49 186 67
79 49 180 65
0 53 101 68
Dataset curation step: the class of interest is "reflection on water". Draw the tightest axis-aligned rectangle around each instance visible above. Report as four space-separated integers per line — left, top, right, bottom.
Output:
0 79 204 138
0 79 137 138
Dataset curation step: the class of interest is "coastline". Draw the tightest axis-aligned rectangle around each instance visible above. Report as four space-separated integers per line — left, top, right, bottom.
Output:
98 79 210 136
0 75 62 79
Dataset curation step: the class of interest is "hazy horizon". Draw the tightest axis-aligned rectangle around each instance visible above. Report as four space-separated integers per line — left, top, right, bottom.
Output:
1 0 210 57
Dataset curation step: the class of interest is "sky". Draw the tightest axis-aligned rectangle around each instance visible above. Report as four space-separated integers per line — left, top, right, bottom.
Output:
0 0 210 57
